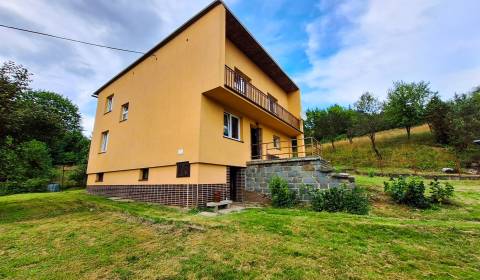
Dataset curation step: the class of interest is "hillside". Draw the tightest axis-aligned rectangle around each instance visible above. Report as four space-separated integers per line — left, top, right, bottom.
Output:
321 124 461 174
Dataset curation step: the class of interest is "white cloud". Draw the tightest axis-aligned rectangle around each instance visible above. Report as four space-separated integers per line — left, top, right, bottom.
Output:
298 0 480 107
0 0 211 135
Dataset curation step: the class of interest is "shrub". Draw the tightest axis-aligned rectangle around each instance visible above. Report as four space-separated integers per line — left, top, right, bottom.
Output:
303 184 369 215
384 177 430 208
68 164 87 188
429 179 454 204
269 176 297 208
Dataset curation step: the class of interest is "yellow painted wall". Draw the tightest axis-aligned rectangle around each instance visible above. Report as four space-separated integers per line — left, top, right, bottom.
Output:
86 163 227 185
87 4 304 186
87 5 226 177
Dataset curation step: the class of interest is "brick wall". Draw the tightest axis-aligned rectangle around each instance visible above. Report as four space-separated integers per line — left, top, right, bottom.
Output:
87 184 228 207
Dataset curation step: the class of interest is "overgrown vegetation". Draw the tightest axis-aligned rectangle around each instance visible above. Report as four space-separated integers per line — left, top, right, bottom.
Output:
269 176 298 208
0 61 90 194
305 81 480 170
384 177 455 208
303 184 369 215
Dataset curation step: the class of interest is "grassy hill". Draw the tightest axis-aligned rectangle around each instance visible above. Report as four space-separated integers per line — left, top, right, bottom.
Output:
321 124 462 174
1 178 480 279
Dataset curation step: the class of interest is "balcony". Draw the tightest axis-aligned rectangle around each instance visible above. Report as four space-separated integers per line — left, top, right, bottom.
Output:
223 65 301 131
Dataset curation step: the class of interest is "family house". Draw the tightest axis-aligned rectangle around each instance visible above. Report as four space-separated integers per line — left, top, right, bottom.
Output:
86 1 326 207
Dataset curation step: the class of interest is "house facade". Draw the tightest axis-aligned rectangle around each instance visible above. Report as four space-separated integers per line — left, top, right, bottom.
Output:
86 1 305 207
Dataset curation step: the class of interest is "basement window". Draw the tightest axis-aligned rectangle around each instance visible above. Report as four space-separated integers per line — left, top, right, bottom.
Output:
223 112 240 140
96 173 104 182
176 161 190 178
139 168 149 181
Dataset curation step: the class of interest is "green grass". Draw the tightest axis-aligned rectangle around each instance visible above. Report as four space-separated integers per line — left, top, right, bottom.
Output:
322 125 464 174
1 179 480 279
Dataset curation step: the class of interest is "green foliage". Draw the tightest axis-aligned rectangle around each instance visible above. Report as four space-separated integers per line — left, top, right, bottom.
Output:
425 93 450 144
384 81 433 139
384 177 456 208
446 92 480 152
429 179 454 204
269 176 297 208
67 164 87 188
303 184 369 215
355 92 387 159
384 177 430 208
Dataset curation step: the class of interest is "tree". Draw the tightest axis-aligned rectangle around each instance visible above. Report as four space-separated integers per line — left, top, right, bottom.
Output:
384 81 433 139
425 93 450 144
0 61 31 137
354 92 386 159
324 105 351 150
446 91 480 151
345 108 359 144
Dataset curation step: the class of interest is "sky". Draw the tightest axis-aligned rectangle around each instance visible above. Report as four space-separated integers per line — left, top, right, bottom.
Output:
1 0 479 136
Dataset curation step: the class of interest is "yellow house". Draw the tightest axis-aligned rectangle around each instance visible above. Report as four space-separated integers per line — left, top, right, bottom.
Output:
86 0 308 207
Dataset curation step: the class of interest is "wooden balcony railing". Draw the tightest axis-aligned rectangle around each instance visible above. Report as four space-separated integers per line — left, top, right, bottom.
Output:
224 65 301 130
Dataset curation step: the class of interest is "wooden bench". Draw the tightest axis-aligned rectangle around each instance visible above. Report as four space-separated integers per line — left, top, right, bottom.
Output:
206 200 233 212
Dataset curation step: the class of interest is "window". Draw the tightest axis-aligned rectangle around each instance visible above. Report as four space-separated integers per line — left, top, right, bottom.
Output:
268 94 277 115
121 103 129 121
223 112 240 140
273 135 281 149
100 131 109 152
96 173 104 182
176 161 190 178
105 95 114 113
139 168 149 181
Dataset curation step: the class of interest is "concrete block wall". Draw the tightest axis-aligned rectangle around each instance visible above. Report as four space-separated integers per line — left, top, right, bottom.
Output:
246 157 355 201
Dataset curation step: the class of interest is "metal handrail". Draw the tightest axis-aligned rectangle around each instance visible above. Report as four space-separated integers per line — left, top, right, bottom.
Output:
224 65 301 130
251 137 322 160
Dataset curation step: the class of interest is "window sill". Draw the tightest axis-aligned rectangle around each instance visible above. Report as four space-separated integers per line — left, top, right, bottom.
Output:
138 179 148 182
119 118 128 123
98 151 106 154
223 136 243 143
95 180 103 183
104 110 112 115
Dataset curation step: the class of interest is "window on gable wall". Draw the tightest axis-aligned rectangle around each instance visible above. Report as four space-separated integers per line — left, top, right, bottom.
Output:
100 131 109 152
121 103 129 121
223 112 240 140
105 94 113 113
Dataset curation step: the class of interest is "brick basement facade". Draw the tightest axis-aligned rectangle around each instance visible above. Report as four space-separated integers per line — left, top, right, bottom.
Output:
87 184 229 207
87 166 247 207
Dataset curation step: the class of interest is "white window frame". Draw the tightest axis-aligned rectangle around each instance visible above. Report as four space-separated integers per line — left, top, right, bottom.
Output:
100 131 109 152
223 112 240 141
105 95 114 113
121 103 129 121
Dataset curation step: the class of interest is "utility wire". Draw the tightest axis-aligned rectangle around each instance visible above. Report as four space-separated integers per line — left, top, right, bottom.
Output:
0 23 145 55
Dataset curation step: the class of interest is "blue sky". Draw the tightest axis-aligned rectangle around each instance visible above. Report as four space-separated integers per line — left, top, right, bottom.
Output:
0 0 479 135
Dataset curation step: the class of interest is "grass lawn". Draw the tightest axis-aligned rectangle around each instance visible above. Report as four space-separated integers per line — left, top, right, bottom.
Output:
1 177 480 279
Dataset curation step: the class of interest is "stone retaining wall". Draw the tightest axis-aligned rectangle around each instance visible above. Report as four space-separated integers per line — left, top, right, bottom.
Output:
246 157 354 201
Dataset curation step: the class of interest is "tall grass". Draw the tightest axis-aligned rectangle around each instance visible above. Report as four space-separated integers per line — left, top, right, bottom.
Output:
321 125 459 172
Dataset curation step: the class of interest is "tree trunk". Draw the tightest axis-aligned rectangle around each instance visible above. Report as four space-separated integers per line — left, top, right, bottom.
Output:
369 132 382 160
348 137 353 144
406 126 411 140
330 140 336 151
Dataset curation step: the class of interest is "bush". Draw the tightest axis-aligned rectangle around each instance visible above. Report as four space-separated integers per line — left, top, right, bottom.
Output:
303 184 369 215
269 176 297 208
429 179 454 204
384 177 430 208
68 164 87 188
